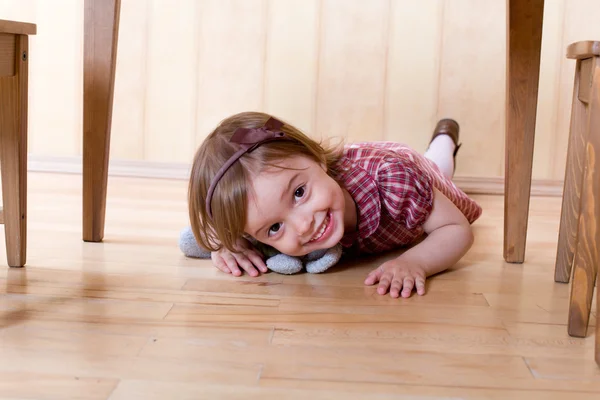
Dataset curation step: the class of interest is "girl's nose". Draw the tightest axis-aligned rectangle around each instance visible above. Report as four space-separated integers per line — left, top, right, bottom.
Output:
291 213 314 237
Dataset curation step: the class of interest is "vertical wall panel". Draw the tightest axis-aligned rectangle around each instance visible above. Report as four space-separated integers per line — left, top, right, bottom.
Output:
264 0 319 135
385 0 443 151
315 0 389 142
111 0 149 160
144 0 199 163
532 0 566 181
436 0 506 178
194 0 267 145
27 0 82 156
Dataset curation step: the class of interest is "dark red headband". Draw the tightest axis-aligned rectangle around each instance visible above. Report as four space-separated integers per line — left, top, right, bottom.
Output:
205 117 286 219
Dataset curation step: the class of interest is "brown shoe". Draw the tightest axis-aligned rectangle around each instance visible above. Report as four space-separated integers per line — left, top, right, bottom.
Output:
428 118 461 171
430 118 460 147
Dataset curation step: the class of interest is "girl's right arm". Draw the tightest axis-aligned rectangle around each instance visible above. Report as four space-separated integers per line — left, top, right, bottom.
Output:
211 237 268 277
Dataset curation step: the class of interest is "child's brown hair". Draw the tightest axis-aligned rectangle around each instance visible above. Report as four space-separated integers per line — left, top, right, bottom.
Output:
188 111 345 254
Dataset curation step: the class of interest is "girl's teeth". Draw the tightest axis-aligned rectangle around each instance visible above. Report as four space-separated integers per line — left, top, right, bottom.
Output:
310 215 329 242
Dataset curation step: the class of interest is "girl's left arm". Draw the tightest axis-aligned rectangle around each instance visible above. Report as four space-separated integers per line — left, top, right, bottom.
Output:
364 188 474 298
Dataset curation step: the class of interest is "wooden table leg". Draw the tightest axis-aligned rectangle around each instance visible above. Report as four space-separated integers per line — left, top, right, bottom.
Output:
83 0 121 242
504 0 545 263
596 274 599 366
0 34 28 267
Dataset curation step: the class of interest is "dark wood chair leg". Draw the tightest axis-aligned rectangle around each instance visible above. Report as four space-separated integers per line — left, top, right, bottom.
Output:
83 0 121 242
568 56 600 338
596 277 599 366
554 59 593 283
504 0 545 263
0 35 28 267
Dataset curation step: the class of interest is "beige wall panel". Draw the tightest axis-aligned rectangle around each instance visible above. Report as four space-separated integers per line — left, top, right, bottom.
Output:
143 0 199 163
194 0 267 145
0 0 36 24
27 0 82 156
264 0 319 136
384 0 443 151
437 0 506 178
315 0 389 142
111 0 149 160
531 0 565 180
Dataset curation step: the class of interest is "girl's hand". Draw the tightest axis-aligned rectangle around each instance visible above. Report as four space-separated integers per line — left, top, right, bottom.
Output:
211 238 268 277
364 258 426 298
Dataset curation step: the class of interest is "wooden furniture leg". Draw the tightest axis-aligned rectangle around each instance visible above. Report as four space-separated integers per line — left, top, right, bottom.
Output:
597 272 599 366
504 0 545 263
83 0 121 242
554 58 593 283
0 25 33 268
562 42 600 339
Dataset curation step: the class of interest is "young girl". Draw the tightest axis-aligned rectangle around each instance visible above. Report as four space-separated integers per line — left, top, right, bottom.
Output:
188 111 482 298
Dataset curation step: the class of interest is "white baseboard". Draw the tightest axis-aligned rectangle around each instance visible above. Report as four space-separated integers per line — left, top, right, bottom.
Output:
27 155 564 197
452 176 563 197
28 155 191 180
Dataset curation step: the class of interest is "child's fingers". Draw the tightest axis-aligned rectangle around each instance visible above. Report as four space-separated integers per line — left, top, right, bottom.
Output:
210 253 231 274
233 254 260 277
364 266 383 285
377 273 392 295
222 253 243 276
401 277 415 298
415 277 426 295
245 251 268 273
390 278 402 298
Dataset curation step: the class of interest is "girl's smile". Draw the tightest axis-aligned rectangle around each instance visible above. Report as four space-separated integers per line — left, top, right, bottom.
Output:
307 210 333 244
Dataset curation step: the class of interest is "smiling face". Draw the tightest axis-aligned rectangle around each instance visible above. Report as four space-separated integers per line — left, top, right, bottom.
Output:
245 155 355 257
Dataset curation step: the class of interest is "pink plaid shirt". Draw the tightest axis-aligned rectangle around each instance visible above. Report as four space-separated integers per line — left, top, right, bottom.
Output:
335 142 482 254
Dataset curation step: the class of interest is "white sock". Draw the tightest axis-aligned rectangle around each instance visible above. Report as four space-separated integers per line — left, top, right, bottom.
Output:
424 134 456 179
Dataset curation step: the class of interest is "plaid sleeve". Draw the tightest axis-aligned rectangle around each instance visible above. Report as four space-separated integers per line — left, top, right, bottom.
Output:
377 155 434 232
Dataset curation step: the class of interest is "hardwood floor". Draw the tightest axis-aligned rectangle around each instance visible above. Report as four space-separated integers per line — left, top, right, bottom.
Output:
0 172 597 399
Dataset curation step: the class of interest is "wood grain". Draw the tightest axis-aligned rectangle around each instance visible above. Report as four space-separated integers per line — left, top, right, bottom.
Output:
0 33 15 77
504 0 545 263
578 58 593 103
83 0 121 242
567 41 600 59
0 171 597 397
0 18 36 35
555 58 592 283
0 371 117 400
0 34 28 267
110 380 600 400
568 57 600 338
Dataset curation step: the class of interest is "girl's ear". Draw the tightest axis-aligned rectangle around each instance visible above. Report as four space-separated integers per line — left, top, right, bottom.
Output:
320 161 327 172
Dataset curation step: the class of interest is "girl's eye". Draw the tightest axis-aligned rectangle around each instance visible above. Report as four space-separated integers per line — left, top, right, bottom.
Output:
268 223 281 236
294 185 305 200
